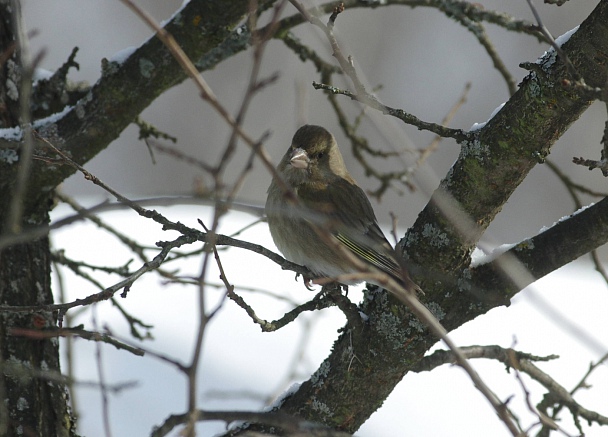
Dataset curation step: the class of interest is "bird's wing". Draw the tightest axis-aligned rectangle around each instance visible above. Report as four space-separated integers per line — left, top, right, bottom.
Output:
297 178 403 278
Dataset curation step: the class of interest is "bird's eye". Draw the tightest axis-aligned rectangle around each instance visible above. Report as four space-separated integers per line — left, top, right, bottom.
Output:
315 152 324 160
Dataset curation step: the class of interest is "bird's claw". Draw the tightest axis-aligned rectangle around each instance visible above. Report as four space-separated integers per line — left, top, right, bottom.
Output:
295 273 316 291
340 283 349 297
303 277 315 291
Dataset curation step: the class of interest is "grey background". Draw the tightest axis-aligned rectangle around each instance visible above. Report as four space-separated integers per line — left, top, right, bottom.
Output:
24 0 603 242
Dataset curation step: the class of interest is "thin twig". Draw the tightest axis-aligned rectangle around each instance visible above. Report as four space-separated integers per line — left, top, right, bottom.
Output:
91 305 113 437
454 17 516 94
290 0 469 141
525 0 579 80
182 229 212 436
117 0 282 185
5 1 39 233
312 81 469 141
152 409 353 437
145 139 214 173
541 351 608 434
328 78 416 200
10 327 145 356
0 233 197 315
512 365 561 433
416 82 472 168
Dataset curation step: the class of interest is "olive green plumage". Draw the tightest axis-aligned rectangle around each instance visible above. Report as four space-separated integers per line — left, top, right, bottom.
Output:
266 125 419 293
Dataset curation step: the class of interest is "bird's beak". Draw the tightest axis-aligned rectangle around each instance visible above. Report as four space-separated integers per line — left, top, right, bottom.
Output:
290 148 309 169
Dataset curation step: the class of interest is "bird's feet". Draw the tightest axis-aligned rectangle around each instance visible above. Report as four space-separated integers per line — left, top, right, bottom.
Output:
295 273 316 291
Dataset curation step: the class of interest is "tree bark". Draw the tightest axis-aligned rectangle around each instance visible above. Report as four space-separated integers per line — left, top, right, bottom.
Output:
0 214 75 437
0 3 76 436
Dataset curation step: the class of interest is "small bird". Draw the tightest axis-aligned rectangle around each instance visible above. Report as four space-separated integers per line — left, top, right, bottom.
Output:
265 124 420 294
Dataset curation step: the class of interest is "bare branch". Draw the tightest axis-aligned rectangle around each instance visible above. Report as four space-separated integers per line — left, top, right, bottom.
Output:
118 0 281 185
412 345 559 372
525 0 580 80
10 327 145 356
452 16 516 94
152 409 353 437
312 81 469 141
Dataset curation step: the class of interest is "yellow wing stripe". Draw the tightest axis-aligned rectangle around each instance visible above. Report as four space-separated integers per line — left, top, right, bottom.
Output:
335 233 401 278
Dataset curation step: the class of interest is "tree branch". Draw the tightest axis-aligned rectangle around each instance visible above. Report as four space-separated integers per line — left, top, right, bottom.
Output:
404 2 608 275
0 0 270 216
467 196 608 310
312 81 469 141
231 2 608 435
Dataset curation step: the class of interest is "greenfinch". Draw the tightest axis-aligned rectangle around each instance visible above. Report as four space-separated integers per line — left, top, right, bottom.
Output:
266 125 420 294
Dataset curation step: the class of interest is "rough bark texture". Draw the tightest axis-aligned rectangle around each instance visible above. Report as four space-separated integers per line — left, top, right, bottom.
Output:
0 210 75 437
0 3 76 436
470 195 608 300
0 4 20 128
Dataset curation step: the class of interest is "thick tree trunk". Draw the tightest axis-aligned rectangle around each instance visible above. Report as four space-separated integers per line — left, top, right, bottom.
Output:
0 213 75 437
0 3 75 436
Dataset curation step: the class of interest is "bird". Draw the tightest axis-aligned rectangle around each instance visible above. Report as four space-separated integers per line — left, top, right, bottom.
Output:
265 124 420 295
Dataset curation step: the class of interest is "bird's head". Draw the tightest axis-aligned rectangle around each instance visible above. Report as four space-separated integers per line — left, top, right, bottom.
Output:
278 125 349 186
